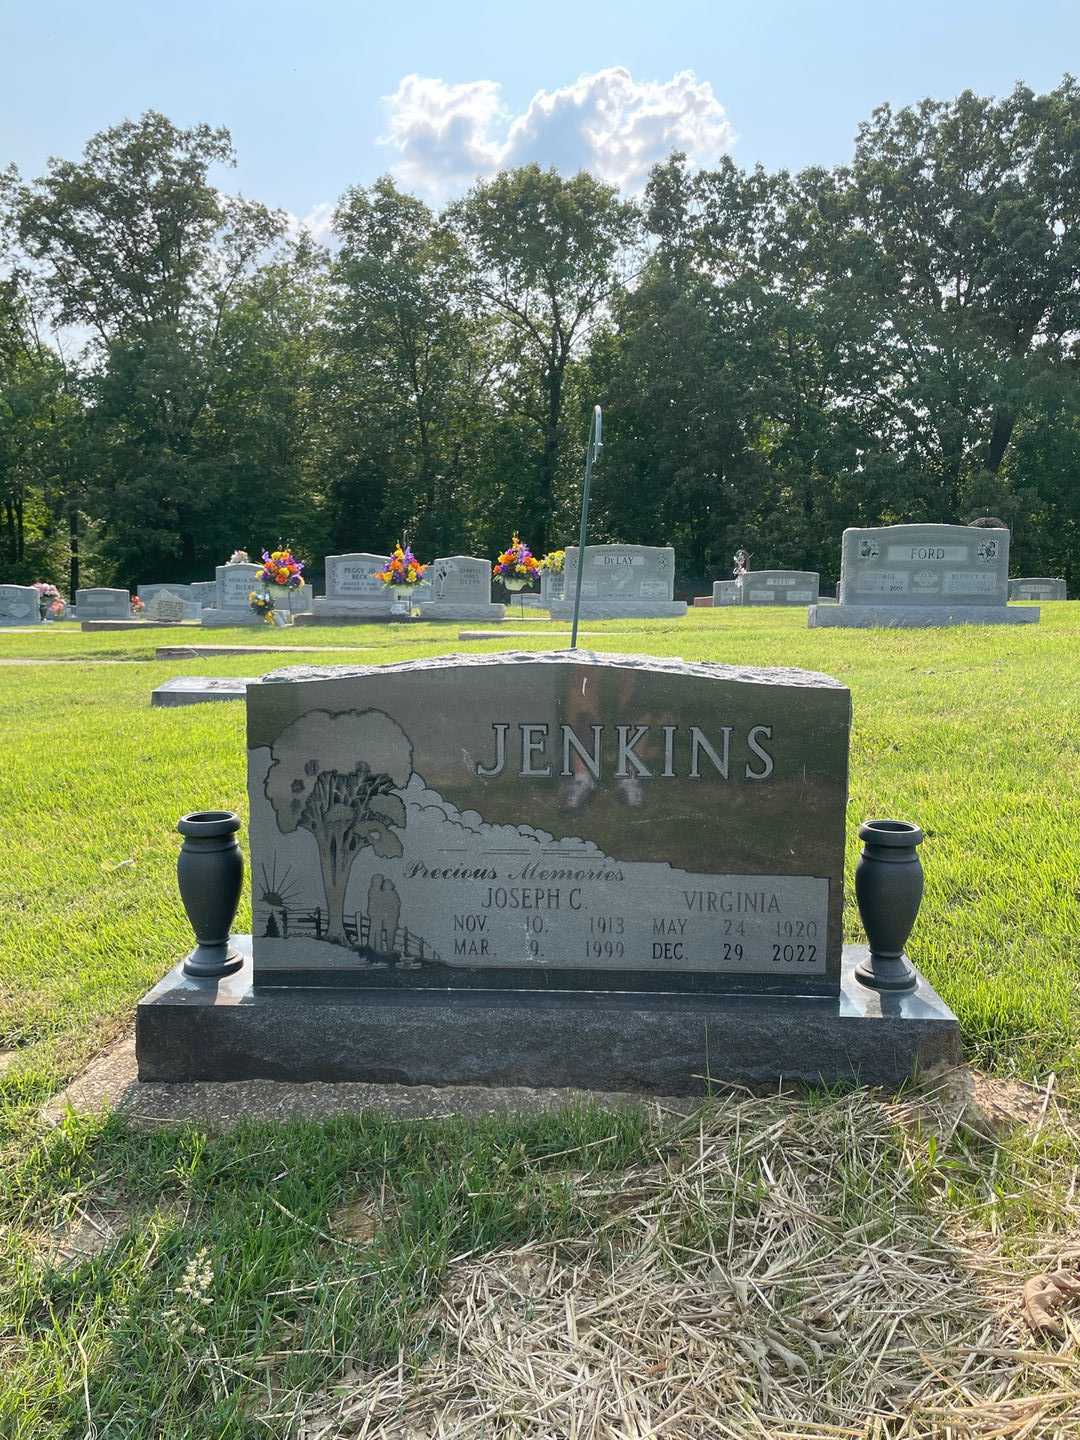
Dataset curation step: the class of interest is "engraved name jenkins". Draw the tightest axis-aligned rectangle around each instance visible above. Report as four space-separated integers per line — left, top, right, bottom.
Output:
475 721 775 781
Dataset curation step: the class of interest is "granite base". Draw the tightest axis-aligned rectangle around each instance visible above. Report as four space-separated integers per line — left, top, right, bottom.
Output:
808 604 1040 629
136 940 960 1092
417 603 507 621
151 676 257 706
547 600 688 620
200 610 266 628
292 612 421 626
81 619 185 631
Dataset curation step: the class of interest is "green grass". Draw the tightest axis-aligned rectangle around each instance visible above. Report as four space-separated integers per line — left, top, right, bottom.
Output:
2 607 1080 1436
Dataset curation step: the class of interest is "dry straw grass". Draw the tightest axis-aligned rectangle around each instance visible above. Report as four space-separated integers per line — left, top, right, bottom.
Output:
301 1075 1080 1440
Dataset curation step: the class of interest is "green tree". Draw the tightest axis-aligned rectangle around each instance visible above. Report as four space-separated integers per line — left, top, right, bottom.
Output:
448 166 640 551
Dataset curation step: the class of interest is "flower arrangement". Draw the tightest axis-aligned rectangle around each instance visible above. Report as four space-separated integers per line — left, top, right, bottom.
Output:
375 543 426 587
130 594 145 615
32 582 63 619
257 547 305 589
48 599 65 618
229 549 250 565
493 534 540 588
538 549 565 573
249 591 276 624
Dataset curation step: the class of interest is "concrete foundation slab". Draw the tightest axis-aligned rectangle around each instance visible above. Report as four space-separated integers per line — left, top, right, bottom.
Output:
809 604 1040 629
137 940 960 1092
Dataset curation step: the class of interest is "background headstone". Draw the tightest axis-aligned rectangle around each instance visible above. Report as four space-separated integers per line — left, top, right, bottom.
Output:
311 553 398 618
1009 577 1067 601
810 525 1038 628
142 587 200 621
549 546 687 618
75 587 130 619
201 563 264 627
712 580 738 606
0 583 43 625
421 556 505 620
735 571 820 605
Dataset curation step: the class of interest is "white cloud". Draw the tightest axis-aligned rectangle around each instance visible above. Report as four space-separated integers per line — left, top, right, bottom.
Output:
380 67 735 198
285 200 338 245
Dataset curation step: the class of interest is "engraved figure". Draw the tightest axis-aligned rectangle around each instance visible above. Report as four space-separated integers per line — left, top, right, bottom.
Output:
367 874 401 959
265 709 413 946
858 539 880 560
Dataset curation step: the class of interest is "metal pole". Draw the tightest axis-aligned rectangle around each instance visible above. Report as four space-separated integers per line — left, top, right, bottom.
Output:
570 405 602 649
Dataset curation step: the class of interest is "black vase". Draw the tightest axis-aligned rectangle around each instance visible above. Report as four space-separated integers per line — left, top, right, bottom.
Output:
177 810 244 978
854 819 924 992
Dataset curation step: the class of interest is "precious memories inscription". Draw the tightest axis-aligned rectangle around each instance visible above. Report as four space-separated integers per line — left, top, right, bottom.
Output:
247 653 850 996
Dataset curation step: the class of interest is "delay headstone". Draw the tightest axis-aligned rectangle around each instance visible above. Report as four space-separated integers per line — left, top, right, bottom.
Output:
809 525 1039 628
548 546 687 619
0 584 43 625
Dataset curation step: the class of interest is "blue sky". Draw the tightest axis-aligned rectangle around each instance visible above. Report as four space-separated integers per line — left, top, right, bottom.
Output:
3 0 1079 230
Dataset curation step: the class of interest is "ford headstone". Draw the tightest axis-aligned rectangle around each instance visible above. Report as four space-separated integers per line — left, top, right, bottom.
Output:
809 524 1039 628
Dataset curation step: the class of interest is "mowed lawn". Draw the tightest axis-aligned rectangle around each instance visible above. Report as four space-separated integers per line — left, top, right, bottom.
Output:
2 607 1080 1438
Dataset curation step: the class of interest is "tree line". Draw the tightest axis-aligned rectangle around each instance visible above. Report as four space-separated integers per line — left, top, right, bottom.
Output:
2 78 1079 596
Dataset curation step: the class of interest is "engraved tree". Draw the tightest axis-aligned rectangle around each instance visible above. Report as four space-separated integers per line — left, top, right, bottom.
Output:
265 709 413 946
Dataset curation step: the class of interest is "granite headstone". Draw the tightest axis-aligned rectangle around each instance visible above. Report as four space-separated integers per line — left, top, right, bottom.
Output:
0 584 43 625
310 553 415 620
810 525 1039 628
420 556 505 621
548 546 687 619
1009 577 1066 601
736 571 820 605
137 649 960 1090
76 588 130 619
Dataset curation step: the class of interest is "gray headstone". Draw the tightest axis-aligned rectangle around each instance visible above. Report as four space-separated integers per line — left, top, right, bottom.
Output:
139 582 197 606
549 546 687 619
190 581 217 608
201 563 273 627
540 569 565 605
246 651 849 996
809 524 1039 628
1009 577 1067 601
75 587 130 619
421 556 505 620
735 571 820 605
0 584 43 625
142 587 200 622
312 550 426 619
712 580 738 607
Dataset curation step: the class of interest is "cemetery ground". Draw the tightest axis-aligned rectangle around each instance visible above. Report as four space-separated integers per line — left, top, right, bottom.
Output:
2 607 1079 1437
